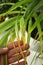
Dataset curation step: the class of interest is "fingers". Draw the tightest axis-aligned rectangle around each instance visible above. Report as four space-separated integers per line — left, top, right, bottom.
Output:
0 48 8 55
12 61 26 65
7 41 23 50
8 44 29 58
7 41 30 64
8 51 30 64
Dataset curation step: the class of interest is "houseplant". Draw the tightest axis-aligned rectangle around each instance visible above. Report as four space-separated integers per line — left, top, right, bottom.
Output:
0 0 43 65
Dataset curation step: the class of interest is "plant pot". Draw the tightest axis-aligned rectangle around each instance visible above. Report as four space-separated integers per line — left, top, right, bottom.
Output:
26 37 43 65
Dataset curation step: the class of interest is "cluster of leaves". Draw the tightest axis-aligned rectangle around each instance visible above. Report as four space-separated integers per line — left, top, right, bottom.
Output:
0 0 43 65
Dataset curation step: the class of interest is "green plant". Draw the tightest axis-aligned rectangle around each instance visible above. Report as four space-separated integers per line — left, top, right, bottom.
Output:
0 0 43 65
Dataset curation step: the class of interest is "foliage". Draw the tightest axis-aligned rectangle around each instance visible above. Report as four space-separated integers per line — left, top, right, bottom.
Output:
0 0 43 65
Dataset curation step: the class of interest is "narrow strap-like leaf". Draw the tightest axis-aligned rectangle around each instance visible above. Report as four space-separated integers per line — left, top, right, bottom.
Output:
29 11 43 34
27 18 32 43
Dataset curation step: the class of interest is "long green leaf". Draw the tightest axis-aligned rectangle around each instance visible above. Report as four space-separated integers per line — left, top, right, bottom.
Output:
0 16 21 33
29 11 43 33
27 18 32 43
0 0 33 17
24 0 43 21
0 3 15 6
8 0 33 12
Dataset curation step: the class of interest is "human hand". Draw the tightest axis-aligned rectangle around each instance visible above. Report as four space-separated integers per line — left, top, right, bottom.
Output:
0 41 30 65
7 40 30 65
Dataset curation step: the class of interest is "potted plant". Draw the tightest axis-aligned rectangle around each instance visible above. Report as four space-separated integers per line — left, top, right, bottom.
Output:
0 0 43 65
